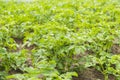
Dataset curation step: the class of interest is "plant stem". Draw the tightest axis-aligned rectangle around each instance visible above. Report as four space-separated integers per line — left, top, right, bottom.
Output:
104 74 108 80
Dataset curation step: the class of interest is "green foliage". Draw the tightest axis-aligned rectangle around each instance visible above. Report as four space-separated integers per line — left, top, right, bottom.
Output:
0 0 120 80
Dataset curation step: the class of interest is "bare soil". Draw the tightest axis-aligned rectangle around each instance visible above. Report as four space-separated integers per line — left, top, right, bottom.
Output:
73 68 116 80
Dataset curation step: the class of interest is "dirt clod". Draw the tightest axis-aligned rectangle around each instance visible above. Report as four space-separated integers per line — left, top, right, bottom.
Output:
111 44 120 54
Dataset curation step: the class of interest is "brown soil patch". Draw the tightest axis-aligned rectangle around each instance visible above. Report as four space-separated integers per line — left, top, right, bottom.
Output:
73 68 104 80
9 69 23 75
10 38 36 52
73 68 116 80
111 44 120 54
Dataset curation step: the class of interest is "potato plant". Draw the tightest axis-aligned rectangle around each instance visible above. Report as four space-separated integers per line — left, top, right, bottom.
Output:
0 0 120 80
